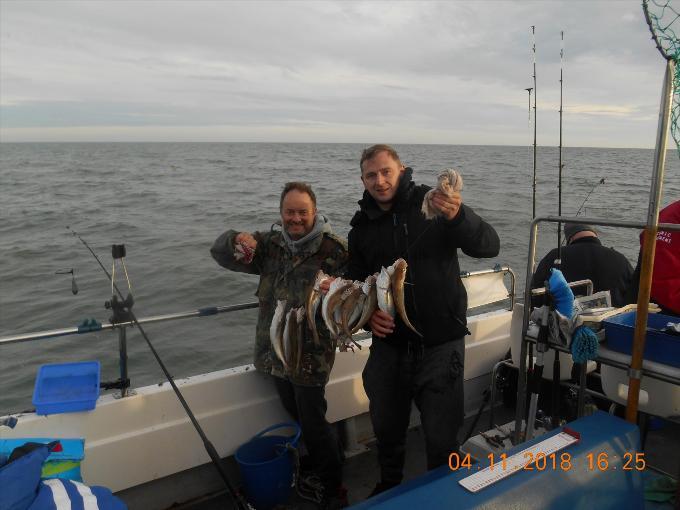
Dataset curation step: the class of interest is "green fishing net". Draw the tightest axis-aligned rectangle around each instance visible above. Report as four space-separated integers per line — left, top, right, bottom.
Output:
643 0 680 157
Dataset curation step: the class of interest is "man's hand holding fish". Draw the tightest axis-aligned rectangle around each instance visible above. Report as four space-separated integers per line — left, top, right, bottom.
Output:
429 190 462 221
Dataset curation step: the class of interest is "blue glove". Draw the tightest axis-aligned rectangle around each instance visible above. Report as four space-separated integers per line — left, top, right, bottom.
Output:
571 325 599 363
548 268 574 318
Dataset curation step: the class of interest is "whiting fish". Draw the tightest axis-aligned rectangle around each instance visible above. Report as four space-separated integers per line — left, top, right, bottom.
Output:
335 283 364 352
269 300 288 370
346 290 366 332
391 258 422 337
339 282 364 339
351 274 377 334
376 266 395 317
282 308 296 371
305 270 329 346
322 278 354 336
295 307 305 374
315 273 384 350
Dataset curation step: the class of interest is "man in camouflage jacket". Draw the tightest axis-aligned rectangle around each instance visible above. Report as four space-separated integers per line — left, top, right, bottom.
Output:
211 182 348 506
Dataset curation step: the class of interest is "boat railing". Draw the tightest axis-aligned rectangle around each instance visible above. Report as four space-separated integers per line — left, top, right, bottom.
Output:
0 302 260 400
514 215 680 441
1 266 516 400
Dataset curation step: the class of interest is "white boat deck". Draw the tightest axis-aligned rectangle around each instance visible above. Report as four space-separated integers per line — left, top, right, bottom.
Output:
167 404 680 509
161 405 519 510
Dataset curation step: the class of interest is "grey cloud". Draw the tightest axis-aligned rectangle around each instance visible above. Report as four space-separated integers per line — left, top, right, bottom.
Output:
0 0 671 147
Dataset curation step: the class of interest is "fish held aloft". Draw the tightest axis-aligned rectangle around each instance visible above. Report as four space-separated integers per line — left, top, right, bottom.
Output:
421 168 464 220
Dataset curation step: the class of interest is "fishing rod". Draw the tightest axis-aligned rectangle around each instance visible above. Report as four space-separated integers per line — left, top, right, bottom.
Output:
551 31 565 430
525 88 533 124
66 226 251 510
531 25 538 219
527 26 538 376
525 286 551 441
557 31 565 255
525 86 533 201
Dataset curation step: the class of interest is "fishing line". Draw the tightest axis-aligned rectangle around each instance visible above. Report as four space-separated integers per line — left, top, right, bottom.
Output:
65 226 251 510
574 177 606 218
553 178 606 250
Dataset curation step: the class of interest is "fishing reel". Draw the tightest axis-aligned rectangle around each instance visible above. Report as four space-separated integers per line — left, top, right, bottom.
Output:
105 244 134 324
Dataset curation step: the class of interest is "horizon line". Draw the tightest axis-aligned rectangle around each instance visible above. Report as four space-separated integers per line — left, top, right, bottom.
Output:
0 140 658 151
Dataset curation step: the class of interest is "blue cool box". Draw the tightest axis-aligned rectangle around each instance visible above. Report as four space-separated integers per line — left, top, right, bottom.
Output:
602 311 680 368
32 361 100 415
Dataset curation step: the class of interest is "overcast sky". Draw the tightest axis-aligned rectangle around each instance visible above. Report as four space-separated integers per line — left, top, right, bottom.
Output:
0 1 672 147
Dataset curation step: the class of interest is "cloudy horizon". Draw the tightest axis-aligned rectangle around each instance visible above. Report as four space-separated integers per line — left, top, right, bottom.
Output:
0 1 673 148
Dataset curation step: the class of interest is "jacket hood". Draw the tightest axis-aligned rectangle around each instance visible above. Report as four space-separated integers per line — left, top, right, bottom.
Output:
277 213 332 254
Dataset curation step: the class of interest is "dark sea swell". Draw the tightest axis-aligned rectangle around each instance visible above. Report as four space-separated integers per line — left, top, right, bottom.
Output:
1 142 678 412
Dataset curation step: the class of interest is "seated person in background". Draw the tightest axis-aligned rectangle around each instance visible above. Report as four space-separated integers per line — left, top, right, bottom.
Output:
629 200 680 316
531 223 633 308
532 223 634 418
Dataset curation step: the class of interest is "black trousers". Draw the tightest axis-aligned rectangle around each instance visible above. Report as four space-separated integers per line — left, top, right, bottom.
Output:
273 377 343 491
362 338 465 485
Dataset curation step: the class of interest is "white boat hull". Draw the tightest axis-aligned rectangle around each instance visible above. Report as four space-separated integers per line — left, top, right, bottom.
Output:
0 310 513 503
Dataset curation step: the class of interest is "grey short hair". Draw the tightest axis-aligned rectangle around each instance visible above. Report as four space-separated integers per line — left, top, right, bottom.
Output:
280 182 317 210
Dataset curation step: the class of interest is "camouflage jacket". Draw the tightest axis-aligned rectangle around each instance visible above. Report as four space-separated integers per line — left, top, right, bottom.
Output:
210 223 348 386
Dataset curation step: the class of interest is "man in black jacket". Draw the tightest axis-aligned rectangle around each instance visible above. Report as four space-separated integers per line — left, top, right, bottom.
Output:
531 223 633 307
346 144 500 495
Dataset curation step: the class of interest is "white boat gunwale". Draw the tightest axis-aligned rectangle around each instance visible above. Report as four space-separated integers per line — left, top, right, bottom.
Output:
0 266 517 506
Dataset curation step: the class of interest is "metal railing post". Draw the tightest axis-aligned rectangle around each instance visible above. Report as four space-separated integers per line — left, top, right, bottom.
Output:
507 268 517 310
118 325 129 398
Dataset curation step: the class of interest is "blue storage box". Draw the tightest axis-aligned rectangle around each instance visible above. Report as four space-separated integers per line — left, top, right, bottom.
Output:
0 438 85 481
602 311 680 368
32 361 100 415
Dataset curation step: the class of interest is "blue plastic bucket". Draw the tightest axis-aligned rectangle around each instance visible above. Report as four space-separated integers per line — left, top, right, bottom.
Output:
235 422 301 509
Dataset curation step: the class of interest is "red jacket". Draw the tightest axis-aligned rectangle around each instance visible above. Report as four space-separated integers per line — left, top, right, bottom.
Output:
642 200 680 314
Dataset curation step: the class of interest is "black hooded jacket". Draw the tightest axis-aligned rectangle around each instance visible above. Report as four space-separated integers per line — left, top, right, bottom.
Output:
531 236 634 308
347 168 500 347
